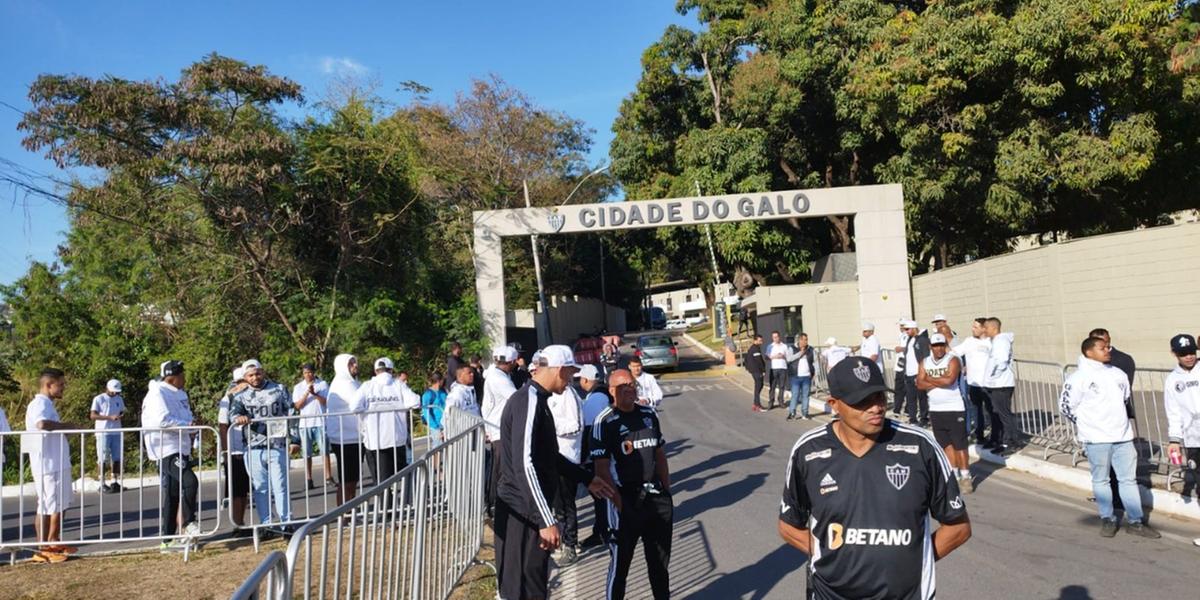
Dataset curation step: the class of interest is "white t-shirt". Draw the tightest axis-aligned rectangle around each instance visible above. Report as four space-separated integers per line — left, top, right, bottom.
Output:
634 372 664 408
292 378 330 429
217 390 246 455
23 394 70 475
953 336 992 387
859 335 882 369
794 349 811 377
924 354 965 412
91 392 125 430
822 346 850 371
446 382 481 417
894 332 910 371
904 335 921 377
548 386 583 463
767 342 790 370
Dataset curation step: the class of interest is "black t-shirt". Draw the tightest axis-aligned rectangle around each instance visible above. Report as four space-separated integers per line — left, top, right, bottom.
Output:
590 404 665 489
780 420 966 600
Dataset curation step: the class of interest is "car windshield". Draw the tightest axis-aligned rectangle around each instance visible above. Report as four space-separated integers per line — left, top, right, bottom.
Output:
639 336 673 348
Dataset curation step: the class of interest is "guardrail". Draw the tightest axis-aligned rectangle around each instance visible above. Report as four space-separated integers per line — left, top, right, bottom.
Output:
232 550 288 600
273 407 487 600
0 425 222 562
1011 360 1080 463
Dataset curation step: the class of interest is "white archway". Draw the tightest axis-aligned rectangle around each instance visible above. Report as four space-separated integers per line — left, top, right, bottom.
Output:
472 183 912 348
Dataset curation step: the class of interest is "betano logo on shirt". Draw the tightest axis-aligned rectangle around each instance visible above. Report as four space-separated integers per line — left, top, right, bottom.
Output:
827 523 913 550
621 438 658 455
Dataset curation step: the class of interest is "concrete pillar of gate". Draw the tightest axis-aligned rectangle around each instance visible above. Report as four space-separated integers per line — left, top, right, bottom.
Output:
473 225 507 349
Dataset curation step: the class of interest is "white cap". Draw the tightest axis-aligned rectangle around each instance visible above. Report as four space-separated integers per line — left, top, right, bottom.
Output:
492 345 519 363
241 359 262 371
529 350 542 371
861 321 875 331
931 314 947 323
930 333 948 345
537 345 577 368
232 367 246 382
575 364 600 380
374 357 395 371
825 337 837 346
106 379 122 393
901 320 918 329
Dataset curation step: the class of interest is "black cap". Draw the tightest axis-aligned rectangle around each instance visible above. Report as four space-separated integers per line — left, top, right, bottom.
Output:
160 360 184 378
828 356 890 406
1171 334 1196 355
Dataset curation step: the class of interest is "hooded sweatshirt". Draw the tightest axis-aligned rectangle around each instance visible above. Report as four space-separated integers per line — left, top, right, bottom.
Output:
548 385 584 463
1164 361 1200 448
1060 356 1132 444
141 380 194 460
326 354 363 444
481 365 516 441
356 371 421 451
984 332 1016 388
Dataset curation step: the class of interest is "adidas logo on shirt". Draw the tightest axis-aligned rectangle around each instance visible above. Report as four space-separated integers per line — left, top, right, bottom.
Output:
820 472 839 495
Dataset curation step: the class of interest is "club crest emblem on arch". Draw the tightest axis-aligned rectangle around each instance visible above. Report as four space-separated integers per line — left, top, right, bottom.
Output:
853 362 871 383
885 463 910 491
547 212 565 233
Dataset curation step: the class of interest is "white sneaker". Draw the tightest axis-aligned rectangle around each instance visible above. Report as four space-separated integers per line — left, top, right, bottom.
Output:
1193 538 1200 547
184 522 201 538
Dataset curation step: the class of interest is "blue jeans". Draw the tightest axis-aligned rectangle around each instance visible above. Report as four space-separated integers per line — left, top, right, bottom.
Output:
1085 441 1143 523
788 376 812 417
245 446 291 524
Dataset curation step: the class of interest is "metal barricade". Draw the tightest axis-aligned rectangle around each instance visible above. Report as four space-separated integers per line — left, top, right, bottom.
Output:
232 550 289 600
0 425 222 562
277 407 487 600
881 348 898 394
1010 360 1079 463
222 407 426 549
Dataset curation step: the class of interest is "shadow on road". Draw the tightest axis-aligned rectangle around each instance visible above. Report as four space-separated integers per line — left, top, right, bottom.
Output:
672 445 768 488
675 473 768 521
685 543 804 600
1058 585 1095 599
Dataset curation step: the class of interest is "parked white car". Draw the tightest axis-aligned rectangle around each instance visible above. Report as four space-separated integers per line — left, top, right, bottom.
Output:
665 318 688 330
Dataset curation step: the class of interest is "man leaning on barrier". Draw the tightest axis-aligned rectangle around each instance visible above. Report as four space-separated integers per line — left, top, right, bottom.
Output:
495 345 617 600
142 360 200 551
231 359 295 532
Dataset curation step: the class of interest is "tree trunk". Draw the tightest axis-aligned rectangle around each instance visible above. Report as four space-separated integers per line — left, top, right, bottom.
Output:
701 52 723 125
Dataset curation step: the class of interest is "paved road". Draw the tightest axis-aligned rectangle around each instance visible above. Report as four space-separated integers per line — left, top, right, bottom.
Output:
550 335 1200 599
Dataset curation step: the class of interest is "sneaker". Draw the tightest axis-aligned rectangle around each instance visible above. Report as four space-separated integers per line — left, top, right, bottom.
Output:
1099 518 1119 538
785 414 795 421
99 482 111 493
307 479 316 490
31 550 68 564
1125 521 1162 539
957 477 975 494
558 546 577 565
183 522 202 538
751 405 762 413
160 540 186 553
326 479 339 489
802 414 812 420
1193 537 1200 547
109 482 123 493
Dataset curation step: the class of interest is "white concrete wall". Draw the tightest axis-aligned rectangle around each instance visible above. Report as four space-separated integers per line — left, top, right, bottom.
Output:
912 222 1200 368
749 282 863 347
530 296 628 344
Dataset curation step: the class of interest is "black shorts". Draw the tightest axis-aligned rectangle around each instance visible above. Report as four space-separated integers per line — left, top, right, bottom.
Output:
227 455 250 498
330 442 362 485
929 411 968 450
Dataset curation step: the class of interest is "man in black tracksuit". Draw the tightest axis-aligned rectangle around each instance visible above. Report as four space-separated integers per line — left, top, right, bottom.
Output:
592 368 673 600
744 335 768 412
495 345 615 600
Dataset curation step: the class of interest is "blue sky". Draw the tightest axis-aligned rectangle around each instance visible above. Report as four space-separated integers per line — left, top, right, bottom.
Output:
0 0 692 285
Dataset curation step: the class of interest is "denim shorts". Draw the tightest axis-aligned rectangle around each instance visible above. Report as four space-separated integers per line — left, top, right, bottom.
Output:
300 426 328 457
96 431 123 462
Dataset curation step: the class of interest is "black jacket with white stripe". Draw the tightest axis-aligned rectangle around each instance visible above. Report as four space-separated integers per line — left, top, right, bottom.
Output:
497 381 593 529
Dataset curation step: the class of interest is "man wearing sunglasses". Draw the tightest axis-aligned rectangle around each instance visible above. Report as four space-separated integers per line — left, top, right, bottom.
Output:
778 357 971 599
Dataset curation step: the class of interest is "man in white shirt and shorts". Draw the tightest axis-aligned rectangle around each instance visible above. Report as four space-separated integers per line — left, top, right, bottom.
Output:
917 334 973 492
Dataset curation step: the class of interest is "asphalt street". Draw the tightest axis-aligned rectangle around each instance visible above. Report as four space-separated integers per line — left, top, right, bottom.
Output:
550 334 1200 599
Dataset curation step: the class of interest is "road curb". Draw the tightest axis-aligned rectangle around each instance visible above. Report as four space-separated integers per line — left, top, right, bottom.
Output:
782 386 1200 523
681 332 722 360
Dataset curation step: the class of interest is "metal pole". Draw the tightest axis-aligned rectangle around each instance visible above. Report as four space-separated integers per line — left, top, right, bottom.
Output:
524 179 553 345
599 235 608 330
